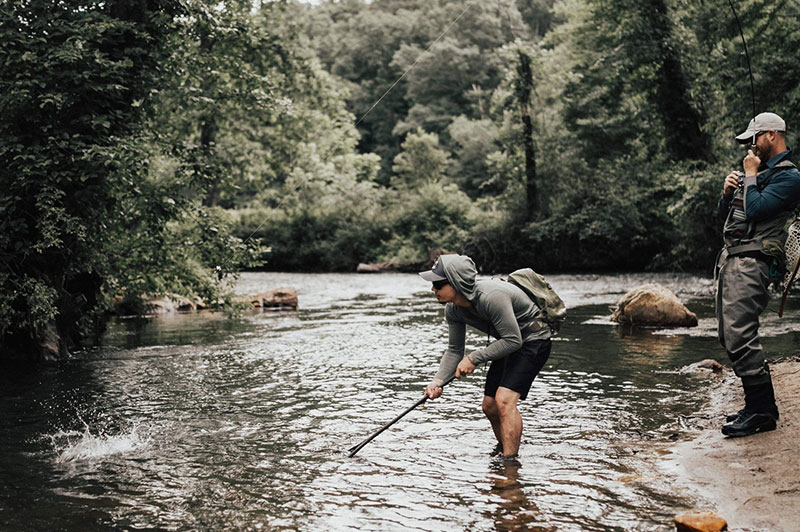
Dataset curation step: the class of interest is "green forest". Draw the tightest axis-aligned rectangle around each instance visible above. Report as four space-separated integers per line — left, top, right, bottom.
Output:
2 0 799 359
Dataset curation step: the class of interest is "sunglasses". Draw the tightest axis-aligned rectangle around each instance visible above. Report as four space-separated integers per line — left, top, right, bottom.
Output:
432 279 449 290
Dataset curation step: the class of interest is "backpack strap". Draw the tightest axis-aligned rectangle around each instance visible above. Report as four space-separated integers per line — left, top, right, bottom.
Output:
755 159 797 191
742 159 799 239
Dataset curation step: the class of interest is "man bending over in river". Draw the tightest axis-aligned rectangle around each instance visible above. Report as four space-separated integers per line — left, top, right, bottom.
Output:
420 254 551 459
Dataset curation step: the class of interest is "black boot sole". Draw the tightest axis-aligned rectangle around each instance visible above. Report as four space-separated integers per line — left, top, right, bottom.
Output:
721 417 777 437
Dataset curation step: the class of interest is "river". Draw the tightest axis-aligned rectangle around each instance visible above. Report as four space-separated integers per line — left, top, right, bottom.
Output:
2 272 799 531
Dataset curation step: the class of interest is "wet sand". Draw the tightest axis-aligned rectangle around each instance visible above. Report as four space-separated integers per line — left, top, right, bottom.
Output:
664 357 800 531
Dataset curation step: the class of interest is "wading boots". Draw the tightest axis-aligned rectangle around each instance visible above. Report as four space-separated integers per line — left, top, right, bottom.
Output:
725 406 780 423
721 378 779 437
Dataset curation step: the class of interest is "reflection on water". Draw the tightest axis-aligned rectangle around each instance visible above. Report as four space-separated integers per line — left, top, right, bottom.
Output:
1 272 798 531
485 459 550 532
617 328 685 359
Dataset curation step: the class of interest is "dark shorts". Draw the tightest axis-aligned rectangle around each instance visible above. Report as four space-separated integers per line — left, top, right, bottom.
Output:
484 339 551 401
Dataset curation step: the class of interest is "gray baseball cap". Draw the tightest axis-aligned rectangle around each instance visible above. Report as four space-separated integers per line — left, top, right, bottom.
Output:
735 112 786 144
419 256 447 282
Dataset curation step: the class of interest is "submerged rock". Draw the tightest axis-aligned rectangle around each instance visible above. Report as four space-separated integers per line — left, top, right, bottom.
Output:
143 288 298 314
146 294 197 313
674 511 727 532
612 283 698 327
683 359 725 373
249 287 298 309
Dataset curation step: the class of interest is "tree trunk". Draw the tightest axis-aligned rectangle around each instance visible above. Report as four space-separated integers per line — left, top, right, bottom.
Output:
198 27 220 208
515 49 538 220
642 0 713 162
200 118 219 208
36 320 69 362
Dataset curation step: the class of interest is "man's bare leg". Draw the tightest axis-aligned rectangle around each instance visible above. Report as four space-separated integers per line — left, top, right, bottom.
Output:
482 395 504 453
494 387 522 457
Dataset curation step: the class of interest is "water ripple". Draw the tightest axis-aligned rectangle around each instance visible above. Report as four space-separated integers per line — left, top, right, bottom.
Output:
3 272 793 531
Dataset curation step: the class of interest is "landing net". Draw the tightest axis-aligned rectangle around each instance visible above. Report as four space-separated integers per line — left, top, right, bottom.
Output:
779 218 800 317
784 219 800 288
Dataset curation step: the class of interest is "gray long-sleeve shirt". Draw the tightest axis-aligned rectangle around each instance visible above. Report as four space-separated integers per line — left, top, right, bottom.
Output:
434 278 551 382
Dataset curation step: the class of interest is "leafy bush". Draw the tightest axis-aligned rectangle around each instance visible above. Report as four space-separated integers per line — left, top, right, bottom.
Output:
377 182 476 266
0 1 258 360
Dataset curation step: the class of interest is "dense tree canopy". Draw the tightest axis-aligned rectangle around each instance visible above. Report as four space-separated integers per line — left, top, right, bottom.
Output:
1 0 187 359
3 0 800 360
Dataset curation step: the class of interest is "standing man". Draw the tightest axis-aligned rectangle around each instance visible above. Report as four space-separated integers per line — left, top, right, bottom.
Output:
716 112 800 437
419 254 552 458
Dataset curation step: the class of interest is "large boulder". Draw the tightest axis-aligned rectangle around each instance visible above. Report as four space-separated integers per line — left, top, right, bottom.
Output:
612 283 698 327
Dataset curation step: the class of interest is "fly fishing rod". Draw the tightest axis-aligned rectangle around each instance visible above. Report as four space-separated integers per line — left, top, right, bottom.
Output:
727 0 757 147
727 0 800 314
347 375 456 457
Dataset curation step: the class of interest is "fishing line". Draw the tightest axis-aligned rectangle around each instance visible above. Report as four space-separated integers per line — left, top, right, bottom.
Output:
222 2 476 273
727 0 757 122
211 3 478 276
208 1 477 280
355 0 477 126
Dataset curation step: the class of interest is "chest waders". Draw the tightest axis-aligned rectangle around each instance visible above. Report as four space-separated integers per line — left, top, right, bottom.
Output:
714 161 797 436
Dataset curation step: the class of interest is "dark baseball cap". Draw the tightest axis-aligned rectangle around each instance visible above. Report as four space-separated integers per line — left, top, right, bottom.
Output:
419 257 446 282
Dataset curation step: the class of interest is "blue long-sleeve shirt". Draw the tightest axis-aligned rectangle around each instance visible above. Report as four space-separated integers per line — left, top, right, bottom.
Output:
718 149 800 221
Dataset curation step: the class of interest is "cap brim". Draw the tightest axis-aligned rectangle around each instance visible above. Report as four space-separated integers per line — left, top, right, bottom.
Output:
735 130 757 143
419 270 447 282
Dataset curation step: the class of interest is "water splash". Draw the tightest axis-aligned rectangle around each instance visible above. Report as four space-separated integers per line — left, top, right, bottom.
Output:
51 425 148 463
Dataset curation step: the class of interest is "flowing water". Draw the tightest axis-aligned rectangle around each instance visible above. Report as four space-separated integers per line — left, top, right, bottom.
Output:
2 272 800 531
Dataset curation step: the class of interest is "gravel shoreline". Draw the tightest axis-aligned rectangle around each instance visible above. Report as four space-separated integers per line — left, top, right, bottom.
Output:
662 357 800 531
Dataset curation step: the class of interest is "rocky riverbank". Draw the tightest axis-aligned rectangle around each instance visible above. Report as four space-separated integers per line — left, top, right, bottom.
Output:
664 356 800 531
133 287 298 314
